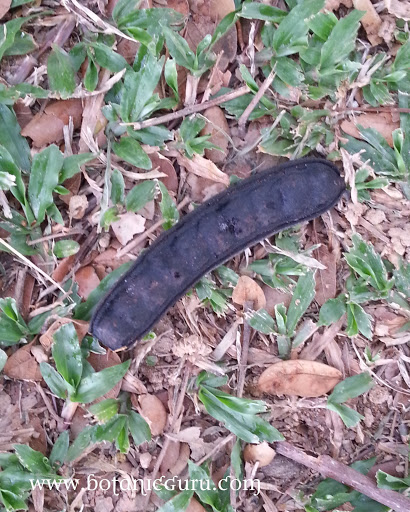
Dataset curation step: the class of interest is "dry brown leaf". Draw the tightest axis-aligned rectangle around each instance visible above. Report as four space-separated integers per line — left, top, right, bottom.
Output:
178 153 230 186
232 276 266 310
39 318 88 351
0 0 11 20
262 285 292 316
111 212 146 246
315 244 339 306
151 153 179 192
185 0 236 72
168 427 208 461
324 0 352 9
201 106 229 164
258 360 342 397
13 100 33 129
169 442 190 475
21 99 83 147
117 39 139 64
353 0 382 45
4 342 43 381
52 254 76 282
160 440 181 475
93 248 130 269
138 394 168 436
341 113 399 147
69 195 88 220
75 266 100 300
243 442 276 467
186 498 207 512
385 0 410 20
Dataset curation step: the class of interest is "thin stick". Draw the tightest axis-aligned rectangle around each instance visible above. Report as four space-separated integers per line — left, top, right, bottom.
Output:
274 441 410 512
237 301 253 398
121 86 250 130
27 228 84 246
0 238 72 300
142 365 191 508
117 196 191 258
238 68 275 128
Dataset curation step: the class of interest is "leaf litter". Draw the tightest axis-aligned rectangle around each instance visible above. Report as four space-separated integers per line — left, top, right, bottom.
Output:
0 1 410 511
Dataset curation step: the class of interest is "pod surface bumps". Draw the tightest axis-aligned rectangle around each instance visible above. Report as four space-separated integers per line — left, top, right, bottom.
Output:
91 158 345 350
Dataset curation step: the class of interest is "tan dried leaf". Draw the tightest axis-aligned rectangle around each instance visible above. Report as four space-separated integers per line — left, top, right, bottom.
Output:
201 106 229 164
0 0 11 20
353 0 382 45
385 0 410 20
69 195 88 220
4 343 43 381
21 99 83 147
111 212 146 246
52 254 76 282
160 440 181 475
341 113 399 147
75 266 100 300
232 276 266 310
243 442 275 467
138 394 168 436
178 153 230 186
258 360 342 397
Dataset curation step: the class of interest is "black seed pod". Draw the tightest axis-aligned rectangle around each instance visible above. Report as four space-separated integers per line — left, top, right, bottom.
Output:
91 158 345 350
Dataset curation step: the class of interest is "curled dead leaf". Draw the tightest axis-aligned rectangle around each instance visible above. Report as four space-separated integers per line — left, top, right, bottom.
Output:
21 99 83 147
178 152 230 186
243 442 275 467
75 266 100 300
4 342 43 381
151 153 179 192
138 394 168 436
201 106 229 164
39 318 89 351
232 276 266 310
341 113 399 147
258 360 343 397
52 254 76 282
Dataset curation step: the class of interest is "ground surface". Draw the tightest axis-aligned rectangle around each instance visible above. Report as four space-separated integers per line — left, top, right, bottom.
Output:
0 1 409 511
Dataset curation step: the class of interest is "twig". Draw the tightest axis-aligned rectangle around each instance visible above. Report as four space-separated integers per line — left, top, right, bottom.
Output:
237 301 253 398
142 364 191 508
27 228 85 246
121 86 250 130
274 441 410 512
238 68 276 128
0 238 72 300
117 196 191 258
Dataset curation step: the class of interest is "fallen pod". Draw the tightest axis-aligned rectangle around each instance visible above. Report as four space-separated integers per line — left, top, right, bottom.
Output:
90 158 345 350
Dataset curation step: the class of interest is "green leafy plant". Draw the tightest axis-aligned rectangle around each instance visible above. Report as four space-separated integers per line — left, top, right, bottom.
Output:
319 234 395 339
326 373 374 427
0 436 68 512
248 270 316 357
196 372 283 443
39 323 130 405
66 393 151 461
